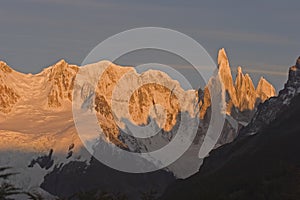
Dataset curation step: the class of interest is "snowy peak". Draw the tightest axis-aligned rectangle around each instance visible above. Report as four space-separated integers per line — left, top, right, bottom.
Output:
256 77 276 102
235 69 257 111
236 66 242 75
0 61 13 73
44 60 78 108
217 48 238 110
214 48 275 114
43 59 78 76
0 59 80 113
217 48 229 67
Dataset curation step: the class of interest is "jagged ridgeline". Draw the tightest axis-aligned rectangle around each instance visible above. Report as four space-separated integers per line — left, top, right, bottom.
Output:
0 49 275 142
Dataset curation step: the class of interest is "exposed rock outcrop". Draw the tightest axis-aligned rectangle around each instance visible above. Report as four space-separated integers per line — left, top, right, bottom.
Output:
0 61 20 113
44 59 78 108
235 66 257 111
256 77 276 102
198 48 275 123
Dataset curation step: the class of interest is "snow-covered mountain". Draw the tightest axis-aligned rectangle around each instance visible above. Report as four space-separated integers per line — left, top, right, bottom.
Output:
0 60 86 199
43 59 78 108
0 49 276 198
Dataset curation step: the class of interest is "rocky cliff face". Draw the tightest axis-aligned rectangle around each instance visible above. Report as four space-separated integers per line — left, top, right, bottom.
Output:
256 77 277 102
235 67 257 111
0 61 20 113
43 59 78 108
217 48 239 113
198 49 275 123
217 48 275 115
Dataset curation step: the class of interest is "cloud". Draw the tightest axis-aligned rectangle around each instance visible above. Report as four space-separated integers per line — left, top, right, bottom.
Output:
242 68 287 77
199 29 296 46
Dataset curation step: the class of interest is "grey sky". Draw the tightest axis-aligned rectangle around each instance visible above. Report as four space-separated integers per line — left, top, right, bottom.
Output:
0 0 299 90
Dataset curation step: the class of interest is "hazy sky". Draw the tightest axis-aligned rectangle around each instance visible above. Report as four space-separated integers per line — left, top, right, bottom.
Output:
0 0 299 90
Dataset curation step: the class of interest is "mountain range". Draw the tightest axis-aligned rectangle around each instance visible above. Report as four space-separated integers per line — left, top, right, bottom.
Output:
0 48 277 199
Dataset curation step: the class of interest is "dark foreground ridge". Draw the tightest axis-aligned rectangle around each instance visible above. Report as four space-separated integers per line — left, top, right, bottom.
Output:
161 60 300 199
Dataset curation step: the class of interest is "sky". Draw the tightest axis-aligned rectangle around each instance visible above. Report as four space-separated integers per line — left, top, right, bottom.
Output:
0 0 300 90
